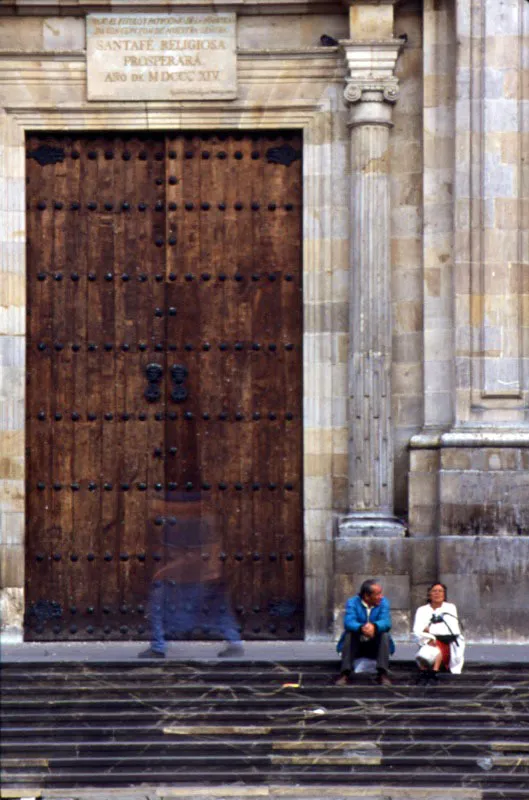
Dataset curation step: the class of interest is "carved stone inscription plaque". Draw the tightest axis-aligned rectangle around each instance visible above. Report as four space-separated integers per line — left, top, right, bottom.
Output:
87 13 236 101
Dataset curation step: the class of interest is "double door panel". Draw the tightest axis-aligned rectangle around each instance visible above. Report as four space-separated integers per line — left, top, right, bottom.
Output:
25 131 303 640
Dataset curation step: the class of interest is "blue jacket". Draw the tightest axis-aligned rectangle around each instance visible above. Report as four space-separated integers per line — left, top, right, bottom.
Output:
337 595 395 654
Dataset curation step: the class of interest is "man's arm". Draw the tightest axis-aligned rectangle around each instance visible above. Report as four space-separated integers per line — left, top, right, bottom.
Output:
343 597 365 632
373 598 392 633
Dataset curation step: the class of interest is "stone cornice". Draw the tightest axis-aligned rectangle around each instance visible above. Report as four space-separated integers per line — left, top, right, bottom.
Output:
340 38 402 89
0 47 342 58
410 429 529 449
0 0 345 14
341 0 398 6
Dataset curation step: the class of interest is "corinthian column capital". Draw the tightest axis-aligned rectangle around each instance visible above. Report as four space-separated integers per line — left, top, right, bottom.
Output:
340 39 403 126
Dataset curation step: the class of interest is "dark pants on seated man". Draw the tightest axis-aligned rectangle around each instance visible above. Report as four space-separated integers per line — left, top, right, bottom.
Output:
340 629 391 675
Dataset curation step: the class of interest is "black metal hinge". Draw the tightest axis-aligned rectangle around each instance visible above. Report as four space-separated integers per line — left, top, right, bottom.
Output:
27 145 65 167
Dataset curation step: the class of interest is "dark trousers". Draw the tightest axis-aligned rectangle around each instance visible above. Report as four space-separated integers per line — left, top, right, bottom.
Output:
340 630 391 674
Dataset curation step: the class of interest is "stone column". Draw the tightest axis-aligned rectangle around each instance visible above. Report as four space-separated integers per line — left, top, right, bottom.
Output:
338 39 405 538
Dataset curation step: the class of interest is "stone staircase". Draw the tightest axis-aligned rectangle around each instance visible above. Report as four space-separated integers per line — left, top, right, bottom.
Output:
1 660 529 798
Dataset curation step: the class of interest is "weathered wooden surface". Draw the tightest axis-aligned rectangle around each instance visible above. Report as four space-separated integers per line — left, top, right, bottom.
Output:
25 132 303 640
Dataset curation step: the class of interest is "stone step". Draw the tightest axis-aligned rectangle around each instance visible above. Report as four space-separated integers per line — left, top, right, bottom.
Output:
1 681 523 696
3 766 529 785
4 723 527 741
25 786 529 800
3 738 529 755
2 692 527 706
2 660 529 795
1 661 526 676
4 708 529 725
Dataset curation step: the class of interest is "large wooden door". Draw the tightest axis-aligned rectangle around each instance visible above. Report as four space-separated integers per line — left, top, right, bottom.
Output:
25 132 303 641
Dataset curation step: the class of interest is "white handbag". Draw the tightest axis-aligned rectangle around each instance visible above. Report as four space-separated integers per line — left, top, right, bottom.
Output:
416 642 440 668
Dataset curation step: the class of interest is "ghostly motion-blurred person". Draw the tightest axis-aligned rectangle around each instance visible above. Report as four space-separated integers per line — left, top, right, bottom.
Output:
138 491 243 659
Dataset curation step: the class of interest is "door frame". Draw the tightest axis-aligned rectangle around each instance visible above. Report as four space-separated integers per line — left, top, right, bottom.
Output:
1 88 348 641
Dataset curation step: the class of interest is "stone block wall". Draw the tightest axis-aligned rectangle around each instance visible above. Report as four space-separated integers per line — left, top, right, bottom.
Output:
408 435 529 641
334 537 412 640
440 536 529 642
391 0 424 517
440 445 529 535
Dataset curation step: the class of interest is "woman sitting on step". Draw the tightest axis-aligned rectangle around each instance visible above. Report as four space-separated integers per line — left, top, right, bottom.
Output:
413 583 465 677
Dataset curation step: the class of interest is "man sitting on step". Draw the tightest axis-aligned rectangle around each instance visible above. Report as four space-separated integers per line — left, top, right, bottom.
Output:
335 579 395 686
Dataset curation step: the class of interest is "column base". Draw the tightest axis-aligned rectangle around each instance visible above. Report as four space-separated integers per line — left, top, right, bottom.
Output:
338 512 407 538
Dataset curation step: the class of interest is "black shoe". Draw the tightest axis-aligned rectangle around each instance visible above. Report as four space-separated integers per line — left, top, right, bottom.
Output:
217 643 244 658
420 669 438 686
138 647 165 659
376 671 392 686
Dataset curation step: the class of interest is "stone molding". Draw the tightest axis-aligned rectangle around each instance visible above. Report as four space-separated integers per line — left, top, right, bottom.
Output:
0 0 344 12
0 48 342 57
341 0 399 5
0 53 345 94
340 39 402 77
339 513 407 537
411 430 529 450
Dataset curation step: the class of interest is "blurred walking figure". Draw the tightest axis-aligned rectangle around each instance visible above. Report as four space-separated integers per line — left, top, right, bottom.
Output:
138 492 243 659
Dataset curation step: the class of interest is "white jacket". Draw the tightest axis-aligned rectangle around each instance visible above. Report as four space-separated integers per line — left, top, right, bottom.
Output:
413 601 465 674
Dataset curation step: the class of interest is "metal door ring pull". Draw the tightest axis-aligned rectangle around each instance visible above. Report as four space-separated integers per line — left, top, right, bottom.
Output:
171 364 188 384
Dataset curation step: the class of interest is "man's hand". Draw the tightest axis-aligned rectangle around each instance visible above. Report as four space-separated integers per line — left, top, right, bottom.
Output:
361 622 376 638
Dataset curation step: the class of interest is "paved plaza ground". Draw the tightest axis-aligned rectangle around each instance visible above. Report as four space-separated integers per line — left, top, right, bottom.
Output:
2 639 529 664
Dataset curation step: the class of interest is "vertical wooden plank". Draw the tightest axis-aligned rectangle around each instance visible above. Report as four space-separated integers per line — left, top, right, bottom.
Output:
110 134 128 636
142 134 166 636
254 131 282 637
79 135 105 639
247 132 272 637
194 133 224 592
246 132 266 636
164 131 185 610
67 134 86 639
69 134 94 639
50 134 76 638
97 136 120 639
231 133 256 636
206 133 232 622
178 132 200 491
119 135 160 638
121 134 145 636
25 135 55 638
278 133 303 637
217 134 241 628
164 130 184 504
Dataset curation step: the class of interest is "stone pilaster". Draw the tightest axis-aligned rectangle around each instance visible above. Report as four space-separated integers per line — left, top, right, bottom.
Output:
338 40 405 537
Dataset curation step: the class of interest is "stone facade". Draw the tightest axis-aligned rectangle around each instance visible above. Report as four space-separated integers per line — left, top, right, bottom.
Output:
0 0 528 644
